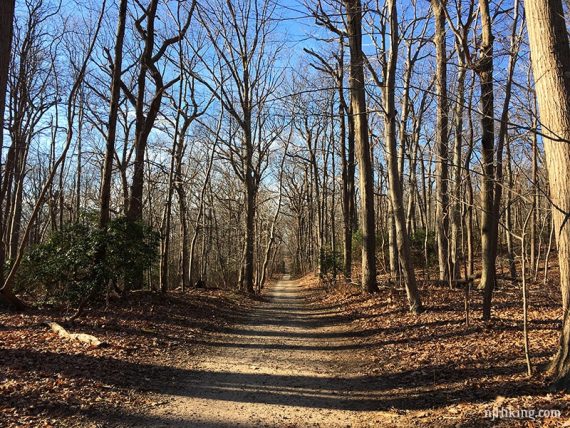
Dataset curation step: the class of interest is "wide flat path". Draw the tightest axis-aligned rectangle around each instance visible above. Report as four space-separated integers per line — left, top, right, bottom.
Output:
135 278 398 427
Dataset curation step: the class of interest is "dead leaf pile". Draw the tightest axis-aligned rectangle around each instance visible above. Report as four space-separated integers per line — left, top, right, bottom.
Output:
300 267 570 427
0 288 252 427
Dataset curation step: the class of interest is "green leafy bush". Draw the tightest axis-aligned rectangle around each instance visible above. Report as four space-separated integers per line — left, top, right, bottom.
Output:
320 247 341 277
16 217 159 306
104 217 159 291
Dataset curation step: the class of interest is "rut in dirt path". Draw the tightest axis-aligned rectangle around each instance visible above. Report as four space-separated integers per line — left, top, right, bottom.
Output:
130 278 398 427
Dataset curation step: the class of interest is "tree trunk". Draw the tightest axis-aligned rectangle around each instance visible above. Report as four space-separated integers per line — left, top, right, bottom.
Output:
159 131 178 293
338 46 354 282
238 117 256 293
495 0 522 286
505 134 517 280
524 0 570 389
99 0 128 227
0 0 15 150
340 93 353 281
0 0 16 302
450 41 466 281
189 142 216 288
75 96 84 220
384 0 422 312
126 0 192 289
432 0 450 282
344 0 378 293
176 152 190 291
388 199 398 278
477 0 497 321
259 142 288 289
127 2 159 226
465 76 476 278
531 116 539 272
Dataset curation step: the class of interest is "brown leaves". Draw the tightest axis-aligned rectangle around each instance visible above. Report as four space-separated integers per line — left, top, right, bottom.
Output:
299 271 569 427
0 289 252 427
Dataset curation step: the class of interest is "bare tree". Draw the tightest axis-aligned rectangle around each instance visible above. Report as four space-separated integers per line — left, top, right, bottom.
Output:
123 0 194 291
432 0 450 282
343 0 378 293
0 0 16 303
525 0 570 389
382 0 422 311
192 0 284 293
0 0 106 308
99 0 128 227
445 0 476 281
477 0 496 320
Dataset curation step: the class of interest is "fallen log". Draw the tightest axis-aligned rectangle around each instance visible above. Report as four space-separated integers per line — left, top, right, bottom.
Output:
45 322 106 347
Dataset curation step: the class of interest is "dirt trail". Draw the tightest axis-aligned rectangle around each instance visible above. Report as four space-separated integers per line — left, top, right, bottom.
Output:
130 277 398 427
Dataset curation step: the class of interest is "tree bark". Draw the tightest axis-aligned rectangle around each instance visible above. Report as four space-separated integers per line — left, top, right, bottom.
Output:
384 0 422 312
494 0 522 287
0 0 16 304
531 116 539 272
99 0 128 228
432 0 450 282
524 0 570 389
477 0 497 320
344 0 378 293
337 42 355 282
450 31 468 281
126 0 193 289
241 120 256 293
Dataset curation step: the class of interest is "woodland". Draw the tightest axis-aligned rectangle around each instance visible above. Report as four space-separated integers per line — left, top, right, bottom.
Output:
2 0 570 426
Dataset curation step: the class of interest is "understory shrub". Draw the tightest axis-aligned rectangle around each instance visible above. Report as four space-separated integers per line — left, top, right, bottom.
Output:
320 246 341 277
16 216 159 307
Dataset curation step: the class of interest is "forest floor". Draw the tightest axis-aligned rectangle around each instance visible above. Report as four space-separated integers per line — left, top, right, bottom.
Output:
2 274 570 427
